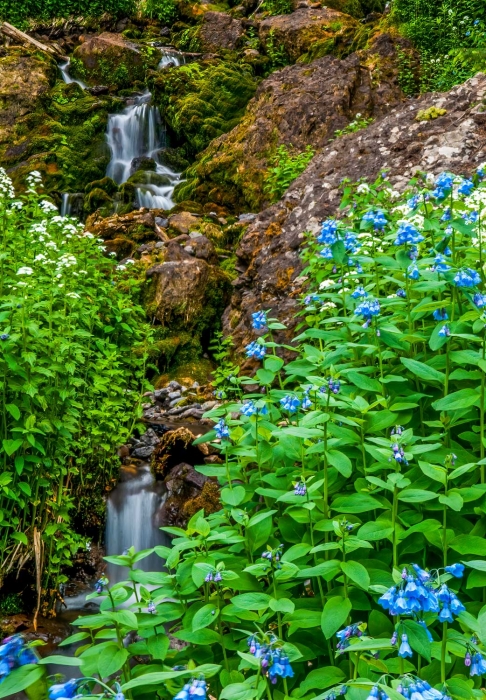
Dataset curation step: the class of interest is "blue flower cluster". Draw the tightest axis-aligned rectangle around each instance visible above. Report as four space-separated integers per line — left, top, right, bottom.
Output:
365 685 389 700
147 600 156 613
378 565 465 622
438 325 450 338
241 401 268 417
205 570 222 583
351 286 368 298
317 219 338 244
294 481 306 496
280 395 301 413
394 222 424 246
467 652 486 676
432 308 448 321
247 633 294 683
302 391 312 410
49 681 79 700
390 443 408 465
432 172 454 199
94 575 108 594
407 195 419 210
215 419 230 440
354 299 380 328
473 293 486 308
362 210 387 230
454 268 481 288
458 178 474 196
252 310 268 330
408 263 420 280
0 635 38 681
245 341 266 360
336 623 364 651
396 678 450 700
174 679 207 700
433 254 450 273
321 379 340 395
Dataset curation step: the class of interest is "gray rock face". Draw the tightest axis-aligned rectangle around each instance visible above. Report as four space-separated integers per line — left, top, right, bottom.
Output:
224 73 486 353
199 11 245 52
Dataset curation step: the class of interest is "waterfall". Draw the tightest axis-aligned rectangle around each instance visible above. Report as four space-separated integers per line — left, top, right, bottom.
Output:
158 49 186 69
61 193 71 217
105 464 167 583
59 60 87 90
105 90 180 210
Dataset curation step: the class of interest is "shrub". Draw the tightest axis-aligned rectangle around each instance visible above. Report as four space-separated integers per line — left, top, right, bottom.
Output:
0 169 151 603
141 0 178 25
0 0 135 25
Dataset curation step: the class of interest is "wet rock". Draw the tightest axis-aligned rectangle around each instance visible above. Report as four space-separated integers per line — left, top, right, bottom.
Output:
178 34 407 211
87 209 163 255
224 73 486 353
168 211 200 235
258 7 358 62
87 85 110 95
156 461 219 528
131 156 157 173
131 445 156 459
199 12 245 52
184 235 217 263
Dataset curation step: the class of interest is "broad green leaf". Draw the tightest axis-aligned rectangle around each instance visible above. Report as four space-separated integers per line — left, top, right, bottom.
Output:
97 644 129 678
221 485 246 506
332 493 384 513
401 358 445 383
232 593 272 611
402 619 431 661
321 596 352 639
0 665 44 699
341 561 370 590
192 604 219 631
432 389 479 412
301 666 346 692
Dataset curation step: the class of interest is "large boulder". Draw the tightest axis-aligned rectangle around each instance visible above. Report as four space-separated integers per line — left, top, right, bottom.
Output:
177 34 407 211
223 73 486 353
199 12 245 52
72 33 157 88
258 7 358 62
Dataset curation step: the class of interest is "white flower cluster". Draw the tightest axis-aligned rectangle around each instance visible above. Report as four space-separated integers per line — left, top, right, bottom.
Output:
0 168 15 200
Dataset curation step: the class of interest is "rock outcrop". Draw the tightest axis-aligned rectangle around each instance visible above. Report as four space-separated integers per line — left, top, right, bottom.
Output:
258 7 358 62
178 34 407 210
198 12 245 52
223 73 486 352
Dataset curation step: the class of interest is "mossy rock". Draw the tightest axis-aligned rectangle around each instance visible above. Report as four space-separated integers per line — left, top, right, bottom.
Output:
157 147 191 172
149 59 258 156
85 187 113 216
119 182 137 205
128 170 174 187
85 176 119 196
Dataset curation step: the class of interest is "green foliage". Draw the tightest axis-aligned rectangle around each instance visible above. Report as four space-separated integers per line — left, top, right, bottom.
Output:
392 0 486 93
209 332 242 399
264 144 315 202
261 0 292 16
0 169 151 599
264 30 291 72
150 61 257 155
334 113 374 138
141 0 178 23
416 106 448 121
0 0 135 26
0 593 23 615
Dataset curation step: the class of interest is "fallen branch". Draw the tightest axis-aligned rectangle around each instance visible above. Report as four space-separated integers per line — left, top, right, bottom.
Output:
0 21 68 60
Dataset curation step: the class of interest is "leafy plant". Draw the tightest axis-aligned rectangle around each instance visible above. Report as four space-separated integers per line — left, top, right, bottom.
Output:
8 167 486 700
209 332 242 400
264 30 291 73
261 0 292 16
141 0 178 25
0 169 151 606
264 144 315 202
0 0 135 26
334 114 374 138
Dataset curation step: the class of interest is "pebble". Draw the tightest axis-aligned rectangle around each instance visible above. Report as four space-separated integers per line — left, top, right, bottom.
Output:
168 391 181 400
131 445 155 459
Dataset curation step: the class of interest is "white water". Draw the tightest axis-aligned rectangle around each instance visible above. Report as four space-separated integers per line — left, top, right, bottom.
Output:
105 464 166 583
61 193 71 217
59 60 87 90
105 90 180 210
158 48 186 69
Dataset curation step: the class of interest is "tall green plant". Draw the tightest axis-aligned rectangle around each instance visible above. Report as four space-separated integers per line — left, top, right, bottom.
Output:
0 0 135 26
0 169 151 602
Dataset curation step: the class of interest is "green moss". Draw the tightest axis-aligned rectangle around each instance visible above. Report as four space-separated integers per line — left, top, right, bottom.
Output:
149 59 258 156
85 177 118 196
84 187 113 215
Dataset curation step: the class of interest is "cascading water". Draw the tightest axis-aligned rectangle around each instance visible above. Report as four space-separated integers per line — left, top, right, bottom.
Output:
105 52 183 210
59 59 87 90
105 464 167 583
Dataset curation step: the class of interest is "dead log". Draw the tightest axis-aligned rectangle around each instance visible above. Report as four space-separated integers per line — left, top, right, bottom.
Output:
0 21 68 60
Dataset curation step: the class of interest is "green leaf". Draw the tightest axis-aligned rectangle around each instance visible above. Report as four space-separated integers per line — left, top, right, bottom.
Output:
331 239 346 263
221 485 246 506
97 644 129 678
398 489 438 503
326 449 352 478
255 369 275 385
341 561 370 590
264 356 285 372
439 492 463 511
332 493 384 513
402 619 431 661
432 389 479 412
59 632 90 647
358 521 393 541
173 628 221 645
2 438 23 456
347 371 383 393
321 596 352 639
232 593 272 611
122 666 221 692
0 665 44 699
450 535 486 555
400 358 445 383
220 683 257 700
5 403 20 421
38 656 83 666
269 598 295 614
146 634 170 660
301 666 346 692
192 604 219 631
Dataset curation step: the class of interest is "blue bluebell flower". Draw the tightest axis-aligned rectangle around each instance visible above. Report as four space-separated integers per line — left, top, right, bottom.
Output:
49 681 78 700
241 401 268 417
0 334 9 341
454 268 481 287
433 254 451 273
252 310 267 330
437 583 465 619
269 652 294 683
458 178 474 196
214 419 230 440
441 208 451 221
407 263 420 279
438 325 451 337
469 653 486 677
362 210 387 230
294 481 306 496
351 286 368 298
301 391 312 410
465 651 472 667
394 222 424 246
336 623 364 651
398 633 413 658
94 575 108 594
433 308 448 321
390 443 408 465
408 195 419 210
473 293 486 308
147 600 156 613
435 172 454 190
245 341 266 360
354 299 380 321
463 210 478 224
411 564 431 583
115 694 125 700
318 219 339 244
445 563 465 578
320 246 334 259
343 231 360 253
280 395 301 413
477 164 485 178
365 686 380 700
304 294 320 305
418 620 433 642
396 288 406 298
